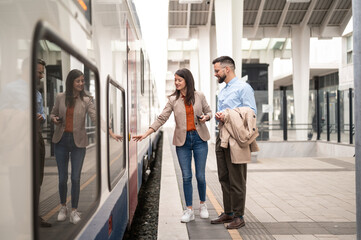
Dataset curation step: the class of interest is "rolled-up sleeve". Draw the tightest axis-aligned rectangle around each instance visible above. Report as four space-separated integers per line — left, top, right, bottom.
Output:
149 98 173 132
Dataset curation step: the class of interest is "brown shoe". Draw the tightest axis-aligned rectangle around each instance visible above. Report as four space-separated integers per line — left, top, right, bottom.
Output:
40 217 52 228
226 217 245 229
210 213 234 224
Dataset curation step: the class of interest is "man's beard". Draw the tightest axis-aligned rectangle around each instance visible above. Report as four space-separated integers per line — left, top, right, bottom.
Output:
218 75 226 84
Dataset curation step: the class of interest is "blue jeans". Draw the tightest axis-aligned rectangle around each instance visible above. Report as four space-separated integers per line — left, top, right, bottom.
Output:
176 131 208 207
55 132 86 209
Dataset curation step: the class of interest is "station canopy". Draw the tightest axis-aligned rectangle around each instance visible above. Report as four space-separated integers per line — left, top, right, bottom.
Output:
169 0 351 83
169 0 352 46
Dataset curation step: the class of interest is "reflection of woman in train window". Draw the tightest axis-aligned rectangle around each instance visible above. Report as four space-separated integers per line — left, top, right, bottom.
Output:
133 68 212 223
50 69 96 224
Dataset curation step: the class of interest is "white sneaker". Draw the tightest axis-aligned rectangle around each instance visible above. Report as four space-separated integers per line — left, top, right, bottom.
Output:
199 203 209 219
181 209 195 223
57 206 67 221
70 210 81 224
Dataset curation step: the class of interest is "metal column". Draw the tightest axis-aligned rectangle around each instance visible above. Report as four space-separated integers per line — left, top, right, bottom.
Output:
352 0 361 238
326 92 330 141
337 90 341 143
350 88 354 144
315 77 321 140
281 87 288 141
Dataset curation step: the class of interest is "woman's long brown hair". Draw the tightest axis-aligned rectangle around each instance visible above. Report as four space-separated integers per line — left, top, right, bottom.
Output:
169 68 196 105
65 69 87 107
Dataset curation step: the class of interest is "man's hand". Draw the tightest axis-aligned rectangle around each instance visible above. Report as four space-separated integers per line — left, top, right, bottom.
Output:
215 111 225 122
37 113 44 122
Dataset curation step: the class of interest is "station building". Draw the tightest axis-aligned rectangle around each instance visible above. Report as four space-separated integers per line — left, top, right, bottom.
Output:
151 0 356 149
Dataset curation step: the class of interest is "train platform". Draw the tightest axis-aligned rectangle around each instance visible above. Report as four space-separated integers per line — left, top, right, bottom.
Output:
157 127 357 240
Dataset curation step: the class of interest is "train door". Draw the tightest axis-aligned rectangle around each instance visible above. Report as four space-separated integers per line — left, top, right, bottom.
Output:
127 23 138 224
32 22 101 240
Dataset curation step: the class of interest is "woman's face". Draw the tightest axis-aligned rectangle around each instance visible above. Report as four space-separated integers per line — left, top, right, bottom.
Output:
73 75 84 94
174 74 186 92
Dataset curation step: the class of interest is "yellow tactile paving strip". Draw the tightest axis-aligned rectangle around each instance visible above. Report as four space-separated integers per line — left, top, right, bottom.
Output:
207 186 243 240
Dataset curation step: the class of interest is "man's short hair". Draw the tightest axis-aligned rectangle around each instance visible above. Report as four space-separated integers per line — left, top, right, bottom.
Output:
212 56 235 70
37 58 46 66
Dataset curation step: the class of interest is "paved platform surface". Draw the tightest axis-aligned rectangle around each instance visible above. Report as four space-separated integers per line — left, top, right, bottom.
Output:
157 128 357 240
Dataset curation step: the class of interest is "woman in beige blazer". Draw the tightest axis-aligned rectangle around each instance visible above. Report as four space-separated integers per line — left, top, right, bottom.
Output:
50 69 96 225
133 68 212 223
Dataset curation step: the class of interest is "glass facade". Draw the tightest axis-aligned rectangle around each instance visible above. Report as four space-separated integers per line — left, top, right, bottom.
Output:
255 87 354 144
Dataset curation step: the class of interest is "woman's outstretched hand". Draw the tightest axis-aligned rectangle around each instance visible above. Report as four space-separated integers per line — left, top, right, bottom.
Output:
112 134 123 142
132 135 146 142
109 128 123 142
132 128 155 142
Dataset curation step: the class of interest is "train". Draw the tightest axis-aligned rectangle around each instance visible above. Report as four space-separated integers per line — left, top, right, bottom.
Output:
0 0 162 239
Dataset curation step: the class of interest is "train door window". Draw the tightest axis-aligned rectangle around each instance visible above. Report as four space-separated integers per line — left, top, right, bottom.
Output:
33 23 100 240
107 77 126 190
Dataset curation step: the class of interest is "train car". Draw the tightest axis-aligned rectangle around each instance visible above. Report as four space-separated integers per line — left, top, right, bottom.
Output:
0 0 161 239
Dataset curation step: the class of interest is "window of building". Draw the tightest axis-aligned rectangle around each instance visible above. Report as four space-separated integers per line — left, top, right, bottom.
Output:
346 35 353 64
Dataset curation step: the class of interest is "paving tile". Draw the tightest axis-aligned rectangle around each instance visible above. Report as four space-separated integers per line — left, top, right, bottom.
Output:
313 234 339 239
295 227 329 235
273 235 298 240
335 235 357 240
293 235 319 240
262 223 300 235
291 222 323 228
317 222 356 235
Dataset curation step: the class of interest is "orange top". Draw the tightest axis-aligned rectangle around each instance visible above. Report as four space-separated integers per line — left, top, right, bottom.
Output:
64 105 75 132
183 96 196 132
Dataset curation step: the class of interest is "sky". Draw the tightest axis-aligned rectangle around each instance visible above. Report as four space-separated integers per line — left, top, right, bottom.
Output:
133 0 169 107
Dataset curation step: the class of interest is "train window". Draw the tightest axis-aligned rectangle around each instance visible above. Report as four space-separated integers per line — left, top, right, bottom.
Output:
107 77 126 190
33 22 100 240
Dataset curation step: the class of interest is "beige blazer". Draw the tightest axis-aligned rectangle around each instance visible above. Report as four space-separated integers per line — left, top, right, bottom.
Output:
150 91 212 146
219 107 259 164
50 92 96 148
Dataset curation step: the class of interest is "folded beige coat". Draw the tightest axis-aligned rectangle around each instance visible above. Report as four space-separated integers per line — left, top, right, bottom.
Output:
219 107 260 164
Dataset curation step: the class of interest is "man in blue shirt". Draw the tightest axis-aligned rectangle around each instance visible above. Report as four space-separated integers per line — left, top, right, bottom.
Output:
210 56 257 229
36 59 52 228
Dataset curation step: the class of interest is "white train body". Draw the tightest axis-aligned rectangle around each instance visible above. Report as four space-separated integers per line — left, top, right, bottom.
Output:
0 0 161 239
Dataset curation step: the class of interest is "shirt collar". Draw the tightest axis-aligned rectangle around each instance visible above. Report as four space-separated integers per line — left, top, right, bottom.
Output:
226 77 238 87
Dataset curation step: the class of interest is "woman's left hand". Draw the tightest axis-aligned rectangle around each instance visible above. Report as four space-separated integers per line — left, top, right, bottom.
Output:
198 115 209 123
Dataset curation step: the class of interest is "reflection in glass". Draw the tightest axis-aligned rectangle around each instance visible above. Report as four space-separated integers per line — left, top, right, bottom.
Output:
108 82 126 190
254 90 269 140
35 40 99 240
307 90 317 140
328 90 338 142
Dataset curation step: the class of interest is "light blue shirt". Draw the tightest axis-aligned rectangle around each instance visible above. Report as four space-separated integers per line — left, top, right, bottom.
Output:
217 77 257 114
36 90 46 123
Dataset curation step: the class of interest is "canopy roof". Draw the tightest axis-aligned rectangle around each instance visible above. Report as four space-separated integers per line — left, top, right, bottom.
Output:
169 0 352 39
